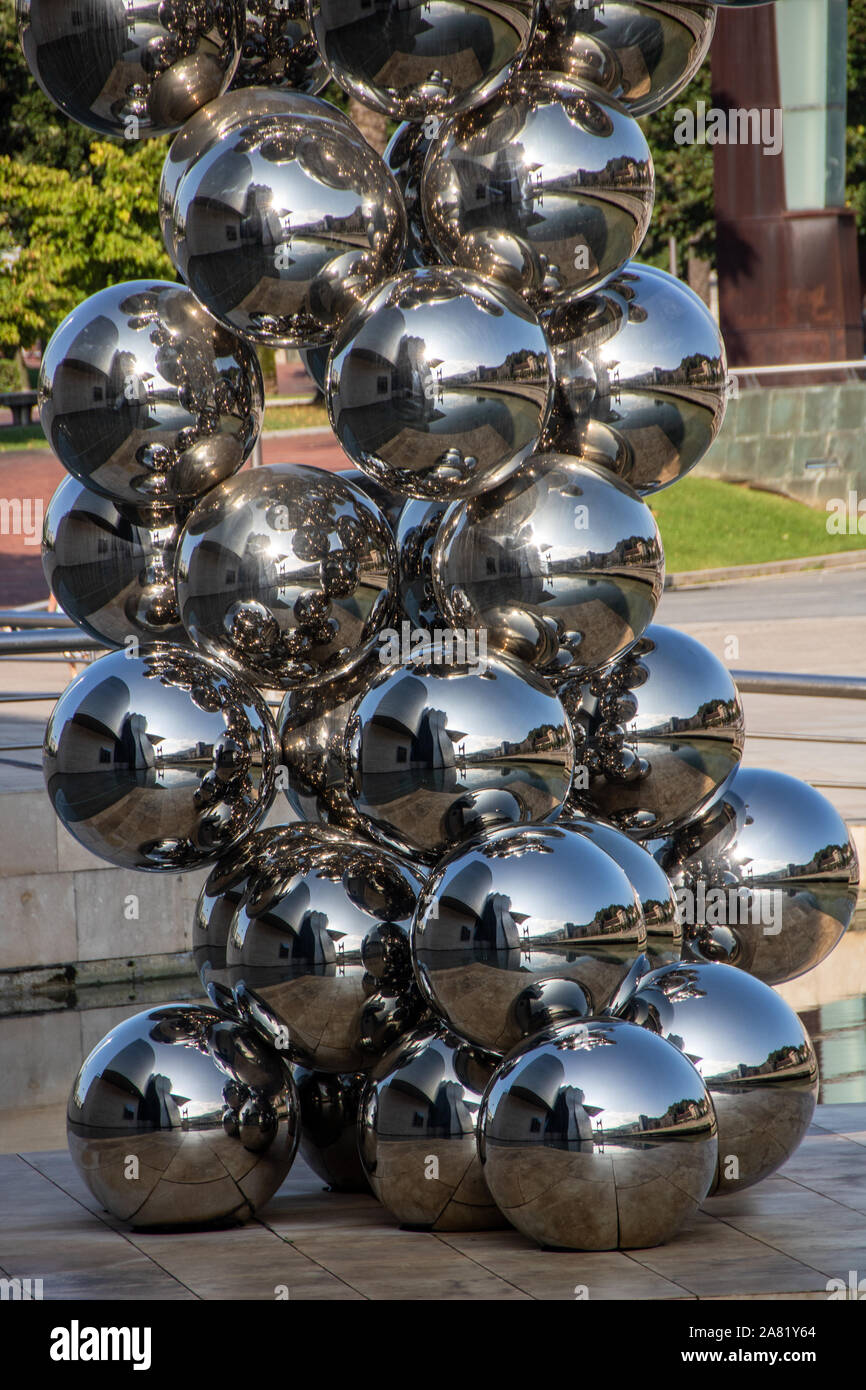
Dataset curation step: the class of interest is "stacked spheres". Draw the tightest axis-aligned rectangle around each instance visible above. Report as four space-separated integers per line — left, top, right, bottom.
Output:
24 1 859 1245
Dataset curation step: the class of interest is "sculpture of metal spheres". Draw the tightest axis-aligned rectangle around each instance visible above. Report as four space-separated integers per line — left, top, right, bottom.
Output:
336 469 406 535
327 267 554 500
175 464 397 690
344 652 575 859
307 0 537 121
542 262 728 494
413 823 647 1054
558 624 745 836
164 100 407 347
38 281 264 512
233 1 329 93
396 498 450 632
292 1066 370 1193
524 1 716 118
43 645 277 871
359 1024 504 1231
433 453 664 676
67 1003 299 1228
17 0 246 139
383 123 440 269
562 818 681 961
479 1017 718 1250
614 961 819 1195
226 833 426 1072
656 767 860 986
422 73 654 306
42 476 186 649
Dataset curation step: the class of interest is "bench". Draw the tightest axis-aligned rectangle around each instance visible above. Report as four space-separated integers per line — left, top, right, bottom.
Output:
0 390 38 427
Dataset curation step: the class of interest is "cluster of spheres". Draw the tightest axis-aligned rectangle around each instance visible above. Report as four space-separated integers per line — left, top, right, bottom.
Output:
25 0 861 1247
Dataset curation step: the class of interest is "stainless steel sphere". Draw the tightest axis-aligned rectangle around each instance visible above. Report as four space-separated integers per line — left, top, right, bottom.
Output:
559 624 745 837
335 468 406 534
655 767 860 986
397 498 449 631
42 477 186 649
307 0 537 121
43 645 278 871
299 343 331 395
17 0 245 138
562 817 681 961
291 1066 370 1192
614 961 819 1195
359 1023 505 1230
413 823 646 1054
542 262 728 494
226 832 427 1071
165 102 407 347
422 73 654 306
524 1 715 118
233 1 329 92
67 1003 299 1228
175 464 398 690
432 452 664 676
344 651 575 859
383 122 440 268
479 1017 718 1249
38 281 264 512
326 266 554 500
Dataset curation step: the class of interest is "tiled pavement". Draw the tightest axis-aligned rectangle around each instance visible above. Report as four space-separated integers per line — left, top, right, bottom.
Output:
1 1105 865 1302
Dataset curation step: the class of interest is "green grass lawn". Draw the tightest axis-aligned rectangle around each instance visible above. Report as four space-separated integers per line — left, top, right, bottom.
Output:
263 401 330 431
650 477 866 572
0 423 49 450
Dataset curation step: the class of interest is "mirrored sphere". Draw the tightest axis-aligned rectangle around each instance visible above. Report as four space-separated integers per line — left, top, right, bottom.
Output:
345 651 575 858
38 281 264 511
558 624 745 837
422 73 654 306
336 468 406 534
176 463 397 689
413 824 646 1053
655 767 860 986
542 262 728 494
327 267 554 500
433 452 664 676
383 122 440 268
397 498 449 631
226 832 427 1071
43 645 278 871
308 0 536 121
17 0 245 138
292 1066 370 1192
359 1024 505 1230
67 1003 299 1228
524 1 715 118
166 104 407 346
42 476 187 649
299 343 331 396
562 817 681 961
614 961 819 1195
233 1 329 92
479 1017 717 1249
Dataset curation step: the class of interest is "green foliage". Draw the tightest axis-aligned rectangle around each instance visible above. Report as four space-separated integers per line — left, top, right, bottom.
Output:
640 65 715 270
0 354 24 392
0 0 93 173
847 0 866 267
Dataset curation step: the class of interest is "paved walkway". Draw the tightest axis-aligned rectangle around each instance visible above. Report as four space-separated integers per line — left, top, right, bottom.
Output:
0 1104 864 1301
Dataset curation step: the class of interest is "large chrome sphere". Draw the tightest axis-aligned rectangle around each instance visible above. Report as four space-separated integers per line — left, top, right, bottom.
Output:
397 498 449 631
655 767 860 986
42 476 186 649
277 651 384 835
226 832 427 1071
344 651 575 859
433 453 664 676
327 266 554 500
335 468 406 535
307 0 537 121
38 281 263 511
67 1003 299 1228
292 1066 370 1193
614 961 819 1195
233 1 328 92
542 262 728 495
359 1024 504 1230
17 0 245 138
479 1017 718 1249
559 625 745 837
43 645 278 871
422 73 654 306
383 123 440 268
413 824 646 1053
165 103 407 347
562 818 681 962
525 1 716 118
176 464 397 690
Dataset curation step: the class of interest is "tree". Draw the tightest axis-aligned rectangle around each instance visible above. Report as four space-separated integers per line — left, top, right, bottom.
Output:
847 0 866 274
639 64 716 271
0 0 92 173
